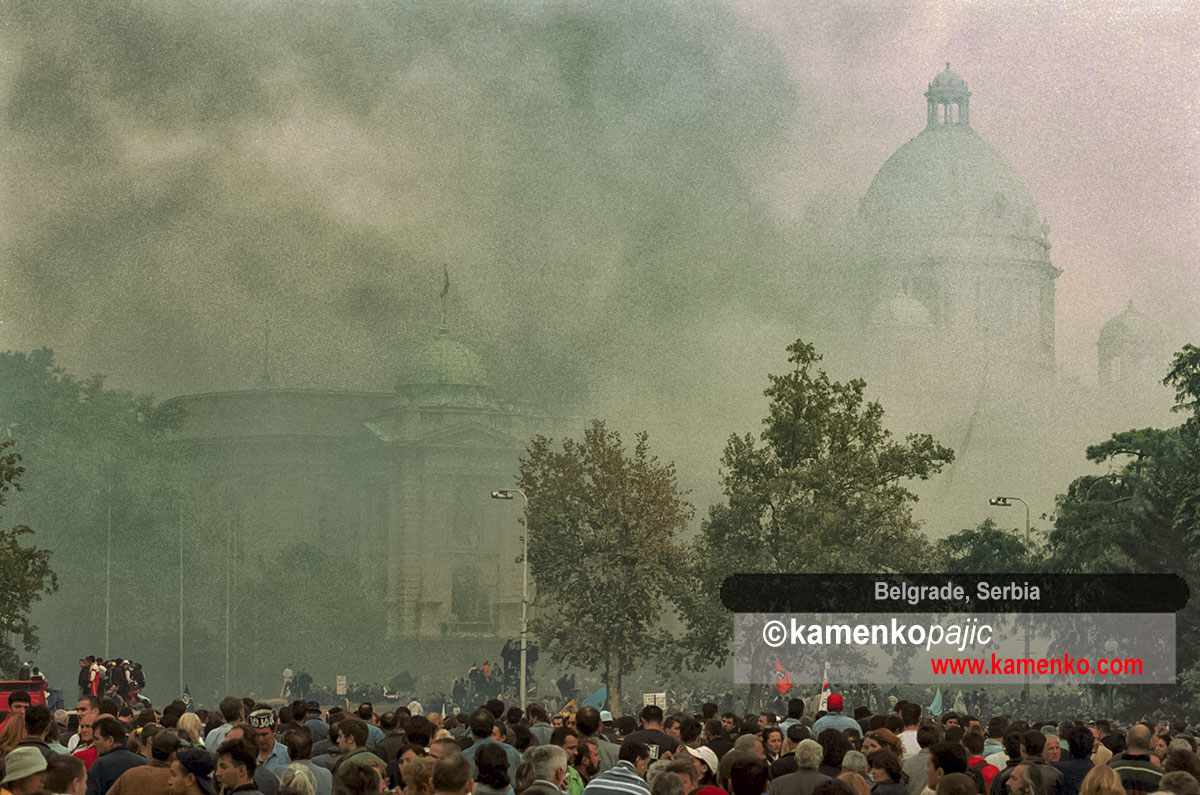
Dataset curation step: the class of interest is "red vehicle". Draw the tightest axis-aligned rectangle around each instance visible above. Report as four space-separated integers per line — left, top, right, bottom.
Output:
0 680 47 711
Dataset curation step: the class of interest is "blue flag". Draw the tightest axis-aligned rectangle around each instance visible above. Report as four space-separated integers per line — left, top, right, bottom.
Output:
582 686 607 709
928 687 942 716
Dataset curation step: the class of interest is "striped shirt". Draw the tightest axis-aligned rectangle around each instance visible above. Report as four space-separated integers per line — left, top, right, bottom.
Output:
1109 753 1162 795
582 761 650 795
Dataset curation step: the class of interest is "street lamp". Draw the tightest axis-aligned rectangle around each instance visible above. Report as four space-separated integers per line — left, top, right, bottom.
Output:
491 489 530 710
989 496 1031 705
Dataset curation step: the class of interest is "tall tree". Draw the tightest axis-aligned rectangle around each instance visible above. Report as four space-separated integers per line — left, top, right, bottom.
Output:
677 340 953 688
517 420 692 715
937 518 1042 573
1047 344 1200 713
0 439 58 674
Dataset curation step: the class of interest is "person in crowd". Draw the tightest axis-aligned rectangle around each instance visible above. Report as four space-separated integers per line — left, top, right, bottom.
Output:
768 739 831 795
250 709 292 774
207 698 246 752
862 732 903 762
333 718 385 778
898 706 922 759
14 706 54 762
819 731 853 779
841 751 869 780
1109 725 1162 795
936 773 978 795
576 739 602 787
217 738 264 795
765 729 785 763
110 730 182 795
585 742 651 795
626 707 681 763
463 710 521 780
278 765 318 795
1054 725 1095 795
473 744 514 795
720 751 770 795
285 726 333 795
0 747 46 795
1157 772 1200 795
868 750 907 795
926 743 970 795
813 698 861 739
44 753 87 795
964 731 999 791
86 717 148 795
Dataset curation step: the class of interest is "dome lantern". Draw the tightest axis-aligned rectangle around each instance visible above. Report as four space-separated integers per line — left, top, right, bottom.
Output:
925 63 971 127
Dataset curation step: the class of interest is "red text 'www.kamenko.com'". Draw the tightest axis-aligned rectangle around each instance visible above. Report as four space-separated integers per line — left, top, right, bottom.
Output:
931 653 1144 677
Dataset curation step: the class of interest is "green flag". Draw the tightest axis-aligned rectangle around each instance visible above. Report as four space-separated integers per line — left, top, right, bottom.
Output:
928 687 942 715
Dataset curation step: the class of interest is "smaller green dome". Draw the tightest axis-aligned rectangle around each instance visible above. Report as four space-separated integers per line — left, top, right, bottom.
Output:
399 328 489 388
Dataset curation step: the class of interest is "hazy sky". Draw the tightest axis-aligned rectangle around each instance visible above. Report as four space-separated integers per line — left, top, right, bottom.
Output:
0 1 1196 516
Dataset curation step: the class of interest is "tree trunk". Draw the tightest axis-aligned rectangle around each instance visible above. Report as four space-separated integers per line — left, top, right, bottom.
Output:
607 648 623 717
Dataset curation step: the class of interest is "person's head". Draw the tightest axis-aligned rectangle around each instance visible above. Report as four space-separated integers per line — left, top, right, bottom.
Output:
1008 764 1042 795
219 696 244 724
840 750 869 778
827 694 845 714
1 746 47 795
1159 772 1200 795
962 730 986 757
217 738 258 788
927 742 969 790
1153 734 1172 759
1043 735 1061 763
900 703 921 728
153 730 184 763
642 705 665 728
552 715 564 729
620 741 652 777
733 732 765 759
795 738 824 770
574 706 600 738
1063 725 1094 761
552 726 580 762
279 764 317 795
988 717 1009 739
937 772 977 795
868 750 903 784
786 699 805 720
651 772 686 795
75 695 101 721
93 716 129 754
286 727 315 761
529 744 571 789
23 705 51 739
838 772 870 795
1079 764 1124 795
469 709 494 740
763 727 783 756
339 717 369 751
429 738 461 760
334 761 383 795
250 708 278 755
474 743 510 791
865 729 903 758
663 759 698 792
577 738 600 777
177 713 203 745
1021 730 1046 759
819 728 852 768
8 691 31 718
721 712 738 733
1128 724 1153 753
719 751 769 795
45 753 87 795
941 713 960 729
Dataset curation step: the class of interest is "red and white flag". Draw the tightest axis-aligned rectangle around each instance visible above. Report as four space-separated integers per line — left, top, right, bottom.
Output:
774 658 793 695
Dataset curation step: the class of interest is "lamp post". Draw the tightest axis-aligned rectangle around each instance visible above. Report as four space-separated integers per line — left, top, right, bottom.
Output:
989 496 1031 705
491 488 529 709
1105 639 1118 717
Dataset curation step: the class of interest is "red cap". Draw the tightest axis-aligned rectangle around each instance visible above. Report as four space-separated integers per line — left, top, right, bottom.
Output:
827 693 843 710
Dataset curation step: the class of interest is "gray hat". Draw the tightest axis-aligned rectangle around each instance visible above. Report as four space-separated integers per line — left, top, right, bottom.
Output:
1 747 48 784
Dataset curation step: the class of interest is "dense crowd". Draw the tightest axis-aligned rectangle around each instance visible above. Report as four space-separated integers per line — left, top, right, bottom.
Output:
0 689 1196 795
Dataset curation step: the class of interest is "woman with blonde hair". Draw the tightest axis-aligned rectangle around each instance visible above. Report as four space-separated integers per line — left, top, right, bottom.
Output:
1079 764 1124 795
177 713 204 746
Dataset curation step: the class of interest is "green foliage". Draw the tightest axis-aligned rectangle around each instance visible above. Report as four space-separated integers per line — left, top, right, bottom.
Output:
678 339 953 670
517 420 693 714
0 348 181 664
937 518 1042 573
0 439 58 674
1046 345 1200 714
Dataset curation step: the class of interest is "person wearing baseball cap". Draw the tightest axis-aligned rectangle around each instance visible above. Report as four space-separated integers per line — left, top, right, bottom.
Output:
169 748 217 795
1 746 48 795
810 695 861 737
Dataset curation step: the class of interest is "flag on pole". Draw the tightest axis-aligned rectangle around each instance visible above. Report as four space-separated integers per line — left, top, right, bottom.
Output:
774 659 794 695
818 662 831 711
928 688 943 716
953 690 967 715
582 686 607 709
557 698 578 716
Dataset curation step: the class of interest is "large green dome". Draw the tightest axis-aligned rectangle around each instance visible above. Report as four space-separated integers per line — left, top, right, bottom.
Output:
399 328 489 388
860 123 1041 238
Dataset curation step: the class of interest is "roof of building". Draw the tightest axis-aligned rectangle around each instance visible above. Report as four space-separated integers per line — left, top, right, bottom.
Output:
398 327 489 388
1099 300 1163 347
861 68 1042 239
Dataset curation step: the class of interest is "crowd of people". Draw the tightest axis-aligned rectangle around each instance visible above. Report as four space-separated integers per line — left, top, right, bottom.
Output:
0 687 1197 795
